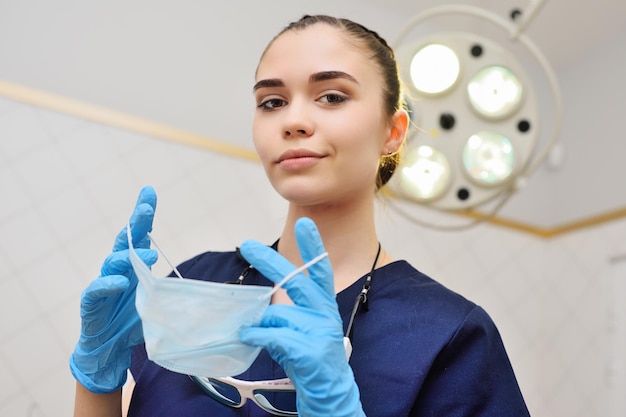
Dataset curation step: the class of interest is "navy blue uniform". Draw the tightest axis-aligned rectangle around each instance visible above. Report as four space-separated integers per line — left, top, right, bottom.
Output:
129 250 530 416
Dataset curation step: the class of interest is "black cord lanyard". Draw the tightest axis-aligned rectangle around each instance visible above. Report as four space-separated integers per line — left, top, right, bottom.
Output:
225 247 254 285
345 242 381 340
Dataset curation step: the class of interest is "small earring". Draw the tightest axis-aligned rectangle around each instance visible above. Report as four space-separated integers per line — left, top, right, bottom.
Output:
377 151 397 187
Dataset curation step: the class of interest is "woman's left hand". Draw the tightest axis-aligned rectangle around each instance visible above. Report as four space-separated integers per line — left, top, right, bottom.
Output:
239 217 365 417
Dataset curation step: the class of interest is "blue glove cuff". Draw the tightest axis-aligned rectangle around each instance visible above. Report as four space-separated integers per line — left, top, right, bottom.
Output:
70 335 133 394
69 354 128 394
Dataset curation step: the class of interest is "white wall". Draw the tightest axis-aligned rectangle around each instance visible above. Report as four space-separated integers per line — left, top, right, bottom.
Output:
1 96 624 416
549 28 626 223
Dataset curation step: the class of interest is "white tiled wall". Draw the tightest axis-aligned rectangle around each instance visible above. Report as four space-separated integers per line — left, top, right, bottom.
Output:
0 96 623 416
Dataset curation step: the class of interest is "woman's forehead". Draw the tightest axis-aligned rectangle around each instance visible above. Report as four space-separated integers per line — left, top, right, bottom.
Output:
256 25 371 80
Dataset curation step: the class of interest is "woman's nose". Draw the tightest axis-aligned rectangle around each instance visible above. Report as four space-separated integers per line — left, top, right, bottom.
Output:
282 100 314 139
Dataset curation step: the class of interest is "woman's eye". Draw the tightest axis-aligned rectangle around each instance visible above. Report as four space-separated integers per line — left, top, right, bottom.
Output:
258 98 286 111
319 93 347 105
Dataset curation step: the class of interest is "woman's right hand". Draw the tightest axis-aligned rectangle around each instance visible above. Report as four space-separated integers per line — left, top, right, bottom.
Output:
70 186 158 394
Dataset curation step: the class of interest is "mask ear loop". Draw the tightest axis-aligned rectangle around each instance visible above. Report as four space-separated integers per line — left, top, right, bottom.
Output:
144 231 185 280
259 252 329 301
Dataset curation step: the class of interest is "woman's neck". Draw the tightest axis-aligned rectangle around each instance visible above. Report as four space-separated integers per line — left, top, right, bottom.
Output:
276 195 391 294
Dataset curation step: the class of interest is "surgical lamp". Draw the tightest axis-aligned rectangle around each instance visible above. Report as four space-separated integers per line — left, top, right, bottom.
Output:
386 0 563 229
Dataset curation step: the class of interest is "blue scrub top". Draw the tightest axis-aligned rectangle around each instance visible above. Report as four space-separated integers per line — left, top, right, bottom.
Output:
129 250 530 416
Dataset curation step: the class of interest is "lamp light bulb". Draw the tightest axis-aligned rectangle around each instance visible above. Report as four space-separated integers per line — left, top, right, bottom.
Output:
467 65 523 119
462 131 515 185
410 44 460 95
400 145 451 200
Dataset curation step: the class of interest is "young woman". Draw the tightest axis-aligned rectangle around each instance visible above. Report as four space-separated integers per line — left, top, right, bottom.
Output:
71 15 530 417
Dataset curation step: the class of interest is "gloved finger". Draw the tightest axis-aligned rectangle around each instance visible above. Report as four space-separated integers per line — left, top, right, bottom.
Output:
80 275 138 337
112 186 157 251
256 304 341 337
81 275 130 307
238 240 293 281
101 248 157 276
112 203 155 250
294 218 334 297
239 326 311 363
239 240 328 309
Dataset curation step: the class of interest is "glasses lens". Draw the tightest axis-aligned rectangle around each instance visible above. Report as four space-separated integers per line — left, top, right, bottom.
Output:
254 389 298 416
194 377 242 407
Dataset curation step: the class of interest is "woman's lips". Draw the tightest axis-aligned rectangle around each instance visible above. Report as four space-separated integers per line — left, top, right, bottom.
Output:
277 149 326 170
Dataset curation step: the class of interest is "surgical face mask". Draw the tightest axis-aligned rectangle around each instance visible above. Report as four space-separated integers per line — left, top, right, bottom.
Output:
127 225 327 378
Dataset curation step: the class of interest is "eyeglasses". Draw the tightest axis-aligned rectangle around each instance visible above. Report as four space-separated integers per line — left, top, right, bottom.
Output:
191 317 359 415
191 336 358 416
191 375 298 416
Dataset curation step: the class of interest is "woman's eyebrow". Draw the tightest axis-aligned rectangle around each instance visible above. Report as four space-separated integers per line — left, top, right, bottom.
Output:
253 71 359 92
253 78 284 92
310 71 359 85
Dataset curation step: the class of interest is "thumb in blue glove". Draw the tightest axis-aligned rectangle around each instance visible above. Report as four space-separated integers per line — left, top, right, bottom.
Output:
239 218 365 417
70 186 158 394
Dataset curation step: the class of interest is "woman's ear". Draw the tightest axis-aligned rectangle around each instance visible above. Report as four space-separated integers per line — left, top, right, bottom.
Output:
384 109 409 153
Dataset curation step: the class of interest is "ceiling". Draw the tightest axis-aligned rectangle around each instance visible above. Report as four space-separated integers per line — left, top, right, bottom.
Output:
0 0 625 230
361 0 626 71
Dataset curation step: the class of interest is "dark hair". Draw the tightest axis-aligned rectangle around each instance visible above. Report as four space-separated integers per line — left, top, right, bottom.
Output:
263 14 405 189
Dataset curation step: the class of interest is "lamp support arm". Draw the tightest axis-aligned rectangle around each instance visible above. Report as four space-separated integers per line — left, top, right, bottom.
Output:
511 0 548 39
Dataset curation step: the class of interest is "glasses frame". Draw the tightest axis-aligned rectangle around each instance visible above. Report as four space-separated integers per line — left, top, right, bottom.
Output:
191 375 297 416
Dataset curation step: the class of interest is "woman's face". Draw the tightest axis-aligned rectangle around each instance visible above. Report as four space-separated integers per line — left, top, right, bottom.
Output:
252 24 394 207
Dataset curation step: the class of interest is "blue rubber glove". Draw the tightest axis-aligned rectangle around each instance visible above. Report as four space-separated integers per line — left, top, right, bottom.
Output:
239 218 365 417
69 186 158 394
